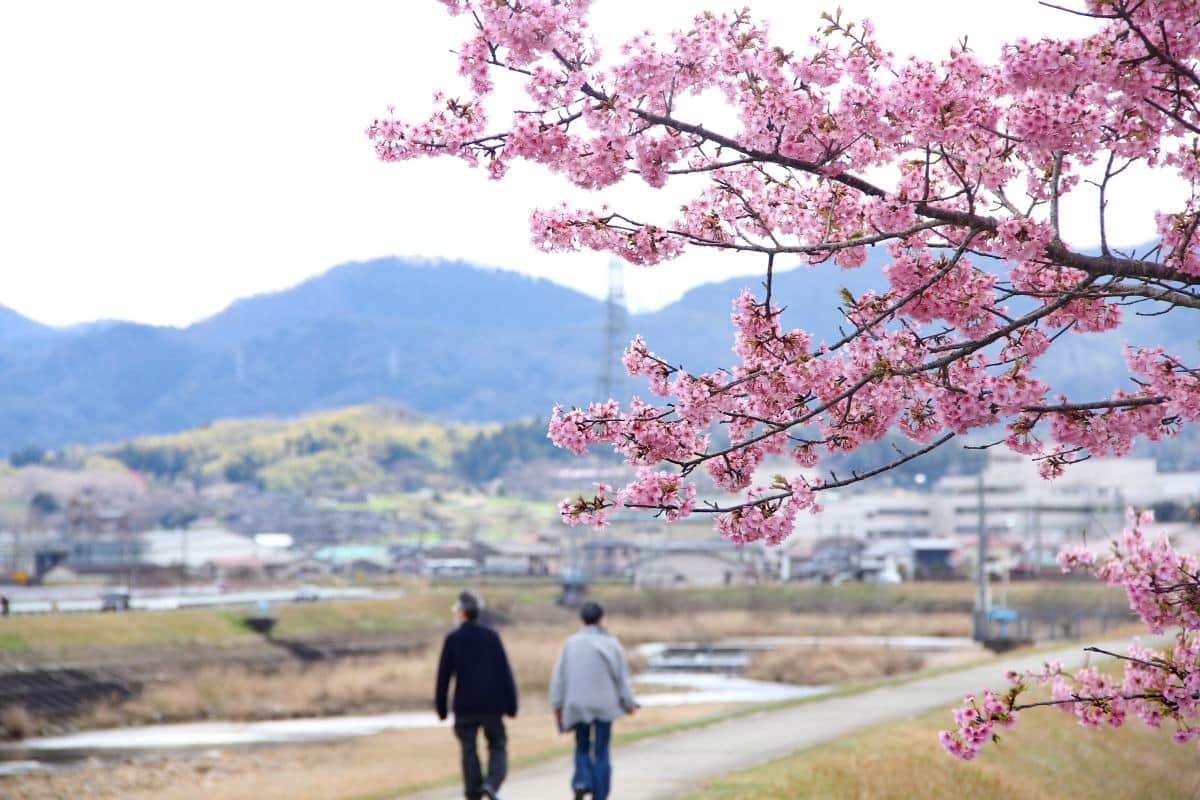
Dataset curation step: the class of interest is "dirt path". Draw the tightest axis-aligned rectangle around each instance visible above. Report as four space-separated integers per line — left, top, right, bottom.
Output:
406 638 1133 800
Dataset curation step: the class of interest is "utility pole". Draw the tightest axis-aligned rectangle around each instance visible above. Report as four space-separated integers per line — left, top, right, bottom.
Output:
126 524 137 595
1032 504 1042 578
973 472 991 641
178 526 189 596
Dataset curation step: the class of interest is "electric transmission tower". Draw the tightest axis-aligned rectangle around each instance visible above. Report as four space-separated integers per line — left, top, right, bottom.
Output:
599 257 627 400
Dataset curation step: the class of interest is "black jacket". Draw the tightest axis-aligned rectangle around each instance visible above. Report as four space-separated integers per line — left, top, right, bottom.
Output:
435 621 518 719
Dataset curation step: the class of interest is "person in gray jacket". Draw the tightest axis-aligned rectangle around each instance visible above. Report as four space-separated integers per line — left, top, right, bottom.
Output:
549 601 638 800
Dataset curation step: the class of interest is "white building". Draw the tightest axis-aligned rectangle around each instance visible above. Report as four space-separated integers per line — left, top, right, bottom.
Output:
768 450 1200 558
139 528 296 572
779 488 934 541
935 451 1200 550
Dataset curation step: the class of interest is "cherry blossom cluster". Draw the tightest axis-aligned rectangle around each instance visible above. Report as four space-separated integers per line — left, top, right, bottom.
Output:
940 511 1200 760
938 688 1020 761
558 482 614 529
557 469 696 527
714 476 821 546
617 468 697 522
372 0 1199 543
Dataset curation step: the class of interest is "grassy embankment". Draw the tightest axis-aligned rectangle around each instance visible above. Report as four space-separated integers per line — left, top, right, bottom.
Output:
0 581 1136 730
2 579 1154 800
7 651 1181 800
0 580 1131 655
0 590 456 655
687 692 1200 799
0 580 1129 657
11 645 1126 800
52 596 964 725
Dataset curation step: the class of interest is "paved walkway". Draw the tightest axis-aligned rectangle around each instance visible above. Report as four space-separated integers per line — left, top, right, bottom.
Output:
407 637 1131 800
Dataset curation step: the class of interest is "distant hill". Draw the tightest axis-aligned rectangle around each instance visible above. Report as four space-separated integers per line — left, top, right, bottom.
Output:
63 403 576 492
0 305 52 339
0 254 1196 454
631 255 883 374
0 260 607 451
98 402 490 492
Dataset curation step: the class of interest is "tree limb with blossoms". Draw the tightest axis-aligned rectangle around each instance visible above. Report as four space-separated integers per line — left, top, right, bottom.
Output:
367 0 1200 543
940 510 1200 759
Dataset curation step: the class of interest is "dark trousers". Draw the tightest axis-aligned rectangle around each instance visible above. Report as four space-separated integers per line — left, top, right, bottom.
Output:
572 720 613 800
453 713 507 799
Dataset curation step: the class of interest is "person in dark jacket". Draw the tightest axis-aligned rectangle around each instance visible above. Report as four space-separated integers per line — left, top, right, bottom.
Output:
436 589 517 800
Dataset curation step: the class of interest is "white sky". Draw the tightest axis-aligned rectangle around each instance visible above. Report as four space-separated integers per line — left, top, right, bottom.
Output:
0 1 1180 327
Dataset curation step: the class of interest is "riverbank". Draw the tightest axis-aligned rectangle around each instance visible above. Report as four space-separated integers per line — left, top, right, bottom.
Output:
0 580 1129 738
4 700 739 800
404 635 1166 800
688 682 1198 799
3 611 971 738
0 579 1143 799
0 580 1127 659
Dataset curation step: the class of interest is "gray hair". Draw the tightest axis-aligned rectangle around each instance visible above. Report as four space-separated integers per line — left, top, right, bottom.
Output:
454 589 483 621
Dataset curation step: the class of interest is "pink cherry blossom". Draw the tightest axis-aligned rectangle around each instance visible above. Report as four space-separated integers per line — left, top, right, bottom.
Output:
941 511 1200 760
371 1 1199 550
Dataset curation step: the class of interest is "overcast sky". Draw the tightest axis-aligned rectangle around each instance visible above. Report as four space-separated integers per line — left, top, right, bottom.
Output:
0 1 1176 327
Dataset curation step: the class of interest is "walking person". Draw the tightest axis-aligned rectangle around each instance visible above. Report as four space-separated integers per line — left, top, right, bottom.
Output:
435 590 518 800
550 601 639 800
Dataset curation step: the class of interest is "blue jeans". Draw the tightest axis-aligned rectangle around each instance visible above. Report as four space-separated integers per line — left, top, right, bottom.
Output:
572 720 613 800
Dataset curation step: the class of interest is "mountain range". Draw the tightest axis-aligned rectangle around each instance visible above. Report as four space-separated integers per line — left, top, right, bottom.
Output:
1 254 1195 454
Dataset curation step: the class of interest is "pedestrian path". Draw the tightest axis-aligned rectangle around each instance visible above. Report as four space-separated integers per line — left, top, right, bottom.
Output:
405 637 1132 800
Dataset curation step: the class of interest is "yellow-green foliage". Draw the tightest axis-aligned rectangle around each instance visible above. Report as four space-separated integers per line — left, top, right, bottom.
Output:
107 404 494 491
255 449 388 493
81 454 128 472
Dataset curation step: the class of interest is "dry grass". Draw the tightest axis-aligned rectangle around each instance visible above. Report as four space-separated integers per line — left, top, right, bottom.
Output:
591 580 1128 619
8 702 738 800
607 609 968 645
0 705 37 740
689 691 1200 799
2 579 1124 658
744 644 926 685
91 623 584 725
12 604 994 742
72 612 952 727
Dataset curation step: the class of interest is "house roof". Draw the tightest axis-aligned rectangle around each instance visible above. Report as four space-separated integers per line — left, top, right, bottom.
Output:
910 539 959 551
140 528 274 569
312 545 389 564
487 541 559 557
633 549 740 568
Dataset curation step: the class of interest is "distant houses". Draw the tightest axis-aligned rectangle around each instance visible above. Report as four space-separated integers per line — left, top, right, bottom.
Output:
310 544 392 577
481 540 559 577
2 444 1197 592
59 527 300 583
631 545 753 587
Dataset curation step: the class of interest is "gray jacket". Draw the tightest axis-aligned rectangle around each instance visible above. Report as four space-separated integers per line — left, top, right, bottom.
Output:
549 625 638 729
